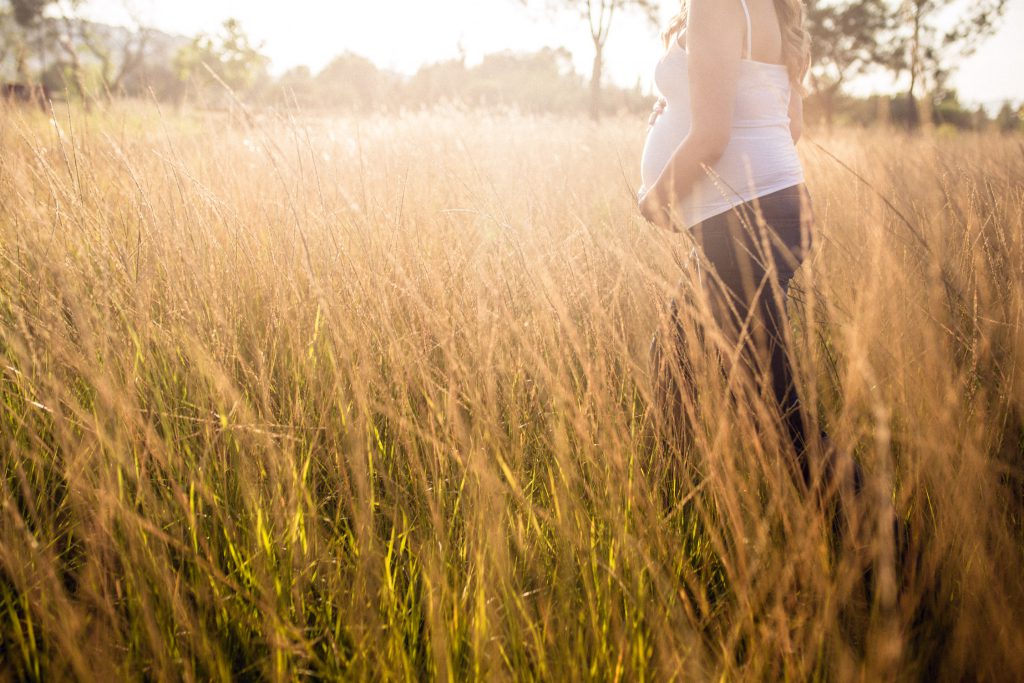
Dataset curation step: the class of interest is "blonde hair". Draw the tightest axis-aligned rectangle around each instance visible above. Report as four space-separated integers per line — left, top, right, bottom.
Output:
662 0 810 88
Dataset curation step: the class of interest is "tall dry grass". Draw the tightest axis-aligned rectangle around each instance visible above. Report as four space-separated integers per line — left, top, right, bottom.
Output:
0 101 1022 680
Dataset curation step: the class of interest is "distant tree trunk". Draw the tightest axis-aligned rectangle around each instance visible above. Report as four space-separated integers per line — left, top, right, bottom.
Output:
821 80 843 131
589 46 603 120
906 1 922 129
538 0 657 119
58 33 91 111
585 0 616 121
15 43 29 82
906 81 917 129
877 95 892 128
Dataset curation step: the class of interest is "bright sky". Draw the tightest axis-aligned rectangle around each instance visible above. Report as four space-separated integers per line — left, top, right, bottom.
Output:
82 0 1024 107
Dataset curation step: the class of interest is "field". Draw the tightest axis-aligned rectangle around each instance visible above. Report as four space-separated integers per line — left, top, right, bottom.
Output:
1 102 1022 680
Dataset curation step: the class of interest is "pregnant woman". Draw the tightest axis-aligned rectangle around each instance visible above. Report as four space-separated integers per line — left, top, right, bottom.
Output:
639 0 820 486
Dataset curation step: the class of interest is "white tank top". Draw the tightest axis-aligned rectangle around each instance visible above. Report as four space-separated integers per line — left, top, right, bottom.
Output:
640 0 804 229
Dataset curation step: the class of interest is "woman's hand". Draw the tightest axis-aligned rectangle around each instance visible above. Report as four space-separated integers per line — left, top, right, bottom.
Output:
638 185 674 231
648 97 667 127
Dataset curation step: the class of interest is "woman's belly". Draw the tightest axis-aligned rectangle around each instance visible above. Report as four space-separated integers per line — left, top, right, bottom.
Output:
640 107 688 191
640 110 804 226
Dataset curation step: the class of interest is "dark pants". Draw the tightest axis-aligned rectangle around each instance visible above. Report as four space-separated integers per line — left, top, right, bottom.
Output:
652 184 818 485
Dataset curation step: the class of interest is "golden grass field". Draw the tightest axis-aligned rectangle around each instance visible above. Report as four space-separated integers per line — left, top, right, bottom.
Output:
1 102 1022 681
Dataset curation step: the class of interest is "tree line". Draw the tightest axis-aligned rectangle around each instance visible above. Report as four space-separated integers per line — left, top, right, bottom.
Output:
1 0 1020 131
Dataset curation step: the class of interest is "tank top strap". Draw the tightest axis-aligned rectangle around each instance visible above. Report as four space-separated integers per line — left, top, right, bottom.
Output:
737 0 753 59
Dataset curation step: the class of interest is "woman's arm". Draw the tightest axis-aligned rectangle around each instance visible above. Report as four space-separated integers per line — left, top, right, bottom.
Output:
639 0 745 230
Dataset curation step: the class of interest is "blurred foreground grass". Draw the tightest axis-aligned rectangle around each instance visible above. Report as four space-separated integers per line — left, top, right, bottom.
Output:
1 102 1022 680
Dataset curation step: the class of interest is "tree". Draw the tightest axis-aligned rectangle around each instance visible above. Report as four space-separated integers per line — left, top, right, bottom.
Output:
406 58 470 106
50 1 96 103
471 47 585 112
995 101 1021 134
805 0 893 128
10 0 50 27
890 0 1007 127
72 16 157 97
269 65 316 107
0 6 18 77
174 18 268 99
526 0 657 119
4 0 144 102
315 52 386 111
5 0 53 80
